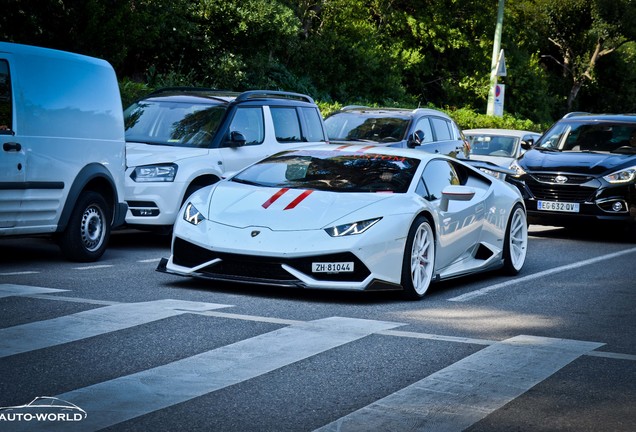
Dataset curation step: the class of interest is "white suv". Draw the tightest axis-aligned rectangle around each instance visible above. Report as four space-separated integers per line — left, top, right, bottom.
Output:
124 88 328 232
0 42 127 262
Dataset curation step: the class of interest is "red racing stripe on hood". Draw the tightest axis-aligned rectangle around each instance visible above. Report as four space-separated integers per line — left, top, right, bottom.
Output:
284 190 314 210
262 188 289 209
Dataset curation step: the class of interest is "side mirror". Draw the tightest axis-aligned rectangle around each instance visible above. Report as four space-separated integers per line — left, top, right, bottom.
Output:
439 185 476 212
227 130 246 147
520 139 534 150
407 130 425 148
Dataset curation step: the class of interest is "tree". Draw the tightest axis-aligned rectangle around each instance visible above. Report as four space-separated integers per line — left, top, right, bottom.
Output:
533 0 636 111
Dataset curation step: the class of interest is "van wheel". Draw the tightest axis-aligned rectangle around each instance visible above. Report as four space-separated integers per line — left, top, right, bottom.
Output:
58 191 111 262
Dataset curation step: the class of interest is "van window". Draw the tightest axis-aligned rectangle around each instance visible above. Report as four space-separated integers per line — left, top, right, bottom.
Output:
0 60 12 133
271 107 302 142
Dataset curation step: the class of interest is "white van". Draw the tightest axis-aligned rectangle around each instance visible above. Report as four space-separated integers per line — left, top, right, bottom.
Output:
0 42 127 261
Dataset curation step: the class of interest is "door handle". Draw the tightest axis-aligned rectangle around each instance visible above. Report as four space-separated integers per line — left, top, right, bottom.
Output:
3 142 21 151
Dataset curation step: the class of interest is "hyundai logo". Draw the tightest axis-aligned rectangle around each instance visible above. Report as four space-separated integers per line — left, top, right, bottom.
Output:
554 175 568 184
251 230 260 237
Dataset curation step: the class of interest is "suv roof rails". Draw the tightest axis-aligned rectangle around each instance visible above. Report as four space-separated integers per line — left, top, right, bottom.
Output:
341 105 370 111
562 111 591 118
234 90 315 104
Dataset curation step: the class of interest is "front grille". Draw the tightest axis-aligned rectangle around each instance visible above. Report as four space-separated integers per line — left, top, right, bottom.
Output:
526 172 596 202
532 174 593 184
526 183 595 201
172 237 371 282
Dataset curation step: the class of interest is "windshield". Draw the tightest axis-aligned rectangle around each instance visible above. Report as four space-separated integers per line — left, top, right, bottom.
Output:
232 149 420 193
466 134 519 158
124 100 226 147
325 112 409 143
535 120 636 154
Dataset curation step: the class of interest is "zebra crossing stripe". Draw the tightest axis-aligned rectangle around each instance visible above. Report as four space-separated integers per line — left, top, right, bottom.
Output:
314 335 604 432
0 284 68 298
0 299 231 358
41 317 402 432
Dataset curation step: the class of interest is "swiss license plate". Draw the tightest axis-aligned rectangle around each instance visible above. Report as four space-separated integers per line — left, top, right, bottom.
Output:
312 262 354 273
537 200 580 213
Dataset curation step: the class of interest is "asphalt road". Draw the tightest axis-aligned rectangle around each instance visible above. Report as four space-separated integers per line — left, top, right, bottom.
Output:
0 225 634 431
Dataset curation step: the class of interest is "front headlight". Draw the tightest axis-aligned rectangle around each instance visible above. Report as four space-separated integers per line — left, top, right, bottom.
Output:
603 166 636 184
324 218 382 237
183 202 205 225
131 164 178 182
509 160 527 177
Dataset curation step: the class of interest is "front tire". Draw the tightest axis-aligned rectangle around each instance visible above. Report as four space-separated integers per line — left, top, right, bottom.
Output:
58 191 111 262
401 216 435 300
503 204 528 274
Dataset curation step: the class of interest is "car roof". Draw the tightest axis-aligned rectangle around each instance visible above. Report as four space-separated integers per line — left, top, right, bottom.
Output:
139 88 317 106
464 129 540 137
559 113 636 123
287 143 450 163
335 106 452 119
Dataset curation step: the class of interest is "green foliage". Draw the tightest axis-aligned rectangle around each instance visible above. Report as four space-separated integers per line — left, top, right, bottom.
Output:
447 107 546 132
3 0 635 125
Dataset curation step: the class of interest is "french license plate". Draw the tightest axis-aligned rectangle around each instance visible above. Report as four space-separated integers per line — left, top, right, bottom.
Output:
312 262 354 273
537 200 580 213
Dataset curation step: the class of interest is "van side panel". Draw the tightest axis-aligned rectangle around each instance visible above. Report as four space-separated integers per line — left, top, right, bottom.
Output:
0 42 126 261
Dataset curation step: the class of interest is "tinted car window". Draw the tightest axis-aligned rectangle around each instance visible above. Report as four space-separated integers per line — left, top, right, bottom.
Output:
229 106 264 145
299 107 326 143
420 159 460 201
271 107 302 142
0 60 12 133
536 120 636 153
324 112 409 142
124 101 226 147
414 117 434 143
233 149 420 193
431 117 452 140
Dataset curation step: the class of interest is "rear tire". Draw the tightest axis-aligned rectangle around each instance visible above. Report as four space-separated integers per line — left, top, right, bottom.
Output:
503 204 528 275
401 216 435 300
58 191 111 262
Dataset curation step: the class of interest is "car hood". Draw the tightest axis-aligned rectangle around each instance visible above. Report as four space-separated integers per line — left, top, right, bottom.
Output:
126 142 207 167
469 154 515 168
206 181 394 231
520 149 636 175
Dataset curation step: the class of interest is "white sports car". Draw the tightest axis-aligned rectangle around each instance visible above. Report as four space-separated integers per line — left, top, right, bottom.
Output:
157 145 528 299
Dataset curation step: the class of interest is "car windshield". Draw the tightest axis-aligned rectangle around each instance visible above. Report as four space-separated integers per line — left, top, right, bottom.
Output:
466 134 519 157
325 112 409 143
124 100 226 147
535 121 636 154
232 149 420 193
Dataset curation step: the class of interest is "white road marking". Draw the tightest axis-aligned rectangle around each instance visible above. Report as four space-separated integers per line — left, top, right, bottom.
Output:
0 299 231 358
138 258 162 263
33 317 403 432
315 335 604 432
0 271 40 276
72 265 114 270
0 284 67 298
448 246 636 302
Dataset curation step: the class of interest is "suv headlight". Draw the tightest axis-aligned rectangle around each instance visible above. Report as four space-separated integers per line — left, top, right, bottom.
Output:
509 160 527 177
131 164 178 182
325 218 381 237
603 166 636 184
183 202 205 225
